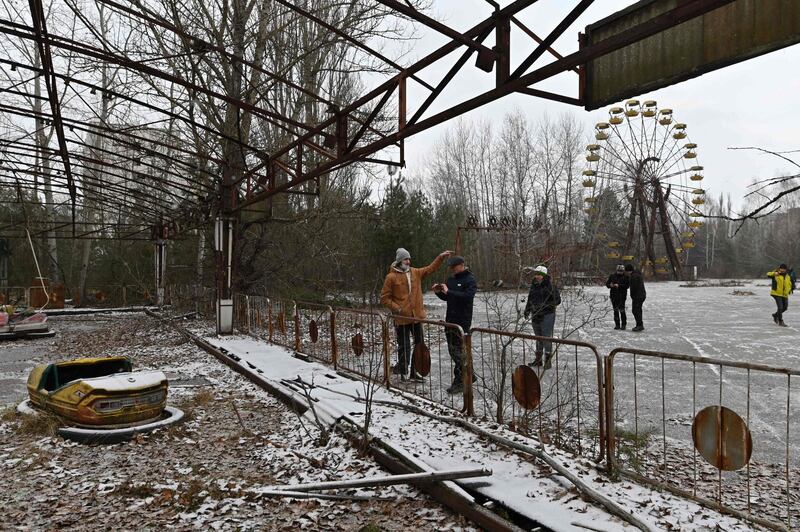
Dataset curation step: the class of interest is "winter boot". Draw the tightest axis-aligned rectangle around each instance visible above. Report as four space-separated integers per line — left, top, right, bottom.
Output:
779 320 788 327
631 325 644 332
528 352 543 367
543 352 553 370
446 380 463 395
773 313 779 324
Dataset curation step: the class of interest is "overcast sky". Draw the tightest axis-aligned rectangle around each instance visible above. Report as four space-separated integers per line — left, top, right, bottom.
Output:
378 0 800 210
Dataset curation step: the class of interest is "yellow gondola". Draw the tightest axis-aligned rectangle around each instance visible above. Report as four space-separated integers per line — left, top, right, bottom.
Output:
683 242 696 249
587 144 601 151
583 179 596 187
689 212 704 218
597 232 608 240
607 252 621 259
582 169 596 176
584 207 597 214
690 173 704 181
642 100 657 117
655 268 669 274
681 231 694 238
625 100 640 117
658 108 673 126
586 154 600 162
692 197 706 205
584 197 597 203
688 221 704 228
596 131 609 140
692 188 705 194
622 255 634 261
684 151 697 159
655 257 668 264
608 241 620 248
595 122 610 140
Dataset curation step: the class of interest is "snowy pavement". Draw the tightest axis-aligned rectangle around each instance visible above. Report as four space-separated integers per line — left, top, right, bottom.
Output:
202 333 762 531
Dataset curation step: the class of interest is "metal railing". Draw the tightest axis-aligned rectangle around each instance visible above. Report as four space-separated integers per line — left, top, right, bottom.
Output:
219 292 800 531
470 327 605 462
605 348 799 531
333 308 389 384
295 301 334 364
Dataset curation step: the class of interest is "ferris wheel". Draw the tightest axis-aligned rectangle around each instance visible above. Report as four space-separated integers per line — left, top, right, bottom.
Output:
581 100 706 280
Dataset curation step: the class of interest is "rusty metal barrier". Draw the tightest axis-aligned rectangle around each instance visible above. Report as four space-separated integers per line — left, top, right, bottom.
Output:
295 301 334 363
382 315 470 413
233 293 249 333
266 299 297 350
469 327 605 463
332 308 389 384
605 348 800 531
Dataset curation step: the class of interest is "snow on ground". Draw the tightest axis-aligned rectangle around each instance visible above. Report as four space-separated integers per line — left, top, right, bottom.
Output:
203 332 764 531
0 315 475 531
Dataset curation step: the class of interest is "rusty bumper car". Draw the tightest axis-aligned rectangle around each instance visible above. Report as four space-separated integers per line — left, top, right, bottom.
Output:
0 309 54 340
21 356 182 441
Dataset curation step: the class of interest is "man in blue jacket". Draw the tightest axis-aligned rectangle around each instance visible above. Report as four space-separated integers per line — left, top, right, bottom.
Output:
434 256 477 394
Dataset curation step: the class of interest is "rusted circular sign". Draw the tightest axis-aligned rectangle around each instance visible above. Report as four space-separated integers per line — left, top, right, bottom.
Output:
308 320 319 343
351 333 364 356
413 343 431 377
692 405 753 471
512 365 541 410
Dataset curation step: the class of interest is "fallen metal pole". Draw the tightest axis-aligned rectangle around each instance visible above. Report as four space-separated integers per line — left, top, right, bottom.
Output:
265 468 492 493
253 489 388 501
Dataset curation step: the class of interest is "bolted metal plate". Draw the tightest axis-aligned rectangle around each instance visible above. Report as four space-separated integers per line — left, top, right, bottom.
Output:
309 320 319 343
413 343 431 377
692 405 753 471
512 365 541 410
351 333 364 356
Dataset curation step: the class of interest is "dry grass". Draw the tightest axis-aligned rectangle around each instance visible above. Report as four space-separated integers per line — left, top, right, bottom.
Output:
0 406 17 423
16 411 61 437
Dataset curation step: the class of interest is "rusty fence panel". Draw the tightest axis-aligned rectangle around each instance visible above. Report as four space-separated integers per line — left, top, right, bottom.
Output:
470 327 605 463
381 315 470 413
295 301 334 363
267 299 297 350
233 294 249 334
605 348 800 531
333 308 389 385
246 295 271 342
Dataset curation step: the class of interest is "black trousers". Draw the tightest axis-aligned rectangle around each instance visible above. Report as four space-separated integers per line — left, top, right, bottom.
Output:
611 299 627 328
445 328 464 382
395 322 423 374
632 297 645 328
773 295 789 321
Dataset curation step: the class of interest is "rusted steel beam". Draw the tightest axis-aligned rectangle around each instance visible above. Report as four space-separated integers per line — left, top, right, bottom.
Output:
509 0 595 80
408 26 494 126
375 0 497 65
237 0 736 208
516 87 581 106
272 0 433 91
27 0 76 212
510 16 580 74
346 86 394 153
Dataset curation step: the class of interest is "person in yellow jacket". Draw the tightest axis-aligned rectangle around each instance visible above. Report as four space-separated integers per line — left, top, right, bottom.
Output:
381 247 452 381
767 263 793 327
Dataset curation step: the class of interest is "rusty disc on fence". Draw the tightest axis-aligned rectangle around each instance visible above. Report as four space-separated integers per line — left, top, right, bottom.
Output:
512 365 541 410
413 343 431 377
692 405 752 471
351 333 365 356
308 320 319 343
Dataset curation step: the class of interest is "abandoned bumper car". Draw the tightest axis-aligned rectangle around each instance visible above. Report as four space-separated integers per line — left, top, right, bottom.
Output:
0 305 54 340
19 356 183 441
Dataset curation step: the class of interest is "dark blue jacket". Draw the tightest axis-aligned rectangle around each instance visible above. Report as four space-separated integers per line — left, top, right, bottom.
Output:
524 276 560 323
628 271 646 300
435 269 477 331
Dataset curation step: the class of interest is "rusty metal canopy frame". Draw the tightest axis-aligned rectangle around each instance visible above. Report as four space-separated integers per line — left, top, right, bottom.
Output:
0 0 741 241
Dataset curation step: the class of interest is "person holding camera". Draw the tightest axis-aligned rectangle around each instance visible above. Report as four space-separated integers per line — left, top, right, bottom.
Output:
767 263 793 327
606 264 630 330
433 256 477 394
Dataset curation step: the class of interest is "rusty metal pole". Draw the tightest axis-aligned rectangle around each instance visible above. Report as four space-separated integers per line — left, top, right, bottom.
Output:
152 225 167 307
330 309 338 369
463 333 475 417
382 320 391 389
604 355 616 478
293 301 301 352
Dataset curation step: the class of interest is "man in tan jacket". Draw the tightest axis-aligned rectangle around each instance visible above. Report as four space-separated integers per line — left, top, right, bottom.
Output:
381 247 452 381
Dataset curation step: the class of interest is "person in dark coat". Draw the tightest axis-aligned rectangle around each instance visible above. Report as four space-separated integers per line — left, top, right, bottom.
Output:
434 256 477 394
523 265 560 368
606 264 630 330
624 264 646 331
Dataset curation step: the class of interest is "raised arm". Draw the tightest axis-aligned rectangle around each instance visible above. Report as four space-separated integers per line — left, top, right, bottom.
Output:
418 250 451 279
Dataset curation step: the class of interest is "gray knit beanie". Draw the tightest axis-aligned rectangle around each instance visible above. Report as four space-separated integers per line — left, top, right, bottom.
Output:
395 248 411 263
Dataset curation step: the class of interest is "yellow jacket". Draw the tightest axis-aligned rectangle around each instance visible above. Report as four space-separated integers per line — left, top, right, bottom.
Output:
767 271 793 298
380 255 445 325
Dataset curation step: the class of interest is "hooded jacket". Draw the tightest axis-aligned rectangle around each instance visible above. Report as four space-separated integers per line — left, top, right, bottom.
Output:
380 254 445 325
435 269 477 331
627 270 646 301
767 270 793 298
